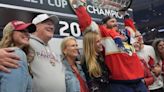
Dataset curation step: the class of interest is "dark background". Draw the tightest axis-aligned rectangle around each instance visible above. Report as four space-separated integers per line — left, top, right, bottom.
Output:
131 0 164 44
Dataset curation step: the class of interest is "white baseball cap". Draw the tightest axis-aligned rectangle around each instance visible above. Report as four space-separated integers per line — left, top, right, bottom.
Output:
32 14 59 25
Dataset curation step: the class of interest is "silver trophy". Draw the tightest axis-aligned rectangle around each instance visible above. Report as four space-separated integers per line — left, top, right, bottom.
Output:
90 0 132 11
69 0 132 12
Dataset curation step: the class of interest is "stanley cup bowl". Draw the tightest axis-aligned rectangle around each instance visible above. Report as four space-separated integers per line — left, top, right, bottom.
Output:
90 0 132 11
69 0 132 12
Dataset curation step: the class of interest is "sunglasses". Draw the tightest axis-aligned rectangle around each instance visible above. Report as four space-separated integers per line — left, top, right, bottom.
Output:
14 29 30 33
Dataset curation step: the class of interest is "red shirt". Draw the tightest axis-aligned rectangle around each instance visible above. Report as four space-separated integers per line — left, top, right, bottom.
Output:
71 66 89 92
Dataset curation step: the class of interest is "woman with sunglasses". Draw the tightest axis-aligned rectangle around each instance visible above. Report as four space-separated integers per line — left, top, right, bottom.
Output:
0 20 36 92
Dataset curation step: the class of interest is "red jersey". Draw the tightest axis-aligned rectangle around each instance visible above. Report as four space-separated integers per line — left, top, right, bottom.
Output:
75 6 144 80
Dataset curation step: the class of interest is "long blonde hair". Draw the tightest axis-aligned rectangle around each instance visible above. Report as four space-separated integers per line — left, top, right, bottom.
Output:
83 31 102 77
0 29 14 48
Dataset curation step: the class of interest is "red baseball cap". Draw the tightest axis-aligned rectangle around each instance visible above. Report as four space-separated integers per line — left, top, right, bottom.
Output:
3 20 36 35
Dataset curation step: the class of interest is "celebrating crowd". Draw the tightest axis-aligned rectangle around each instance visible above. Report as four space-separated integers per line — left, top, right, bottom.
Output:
0 0 164 92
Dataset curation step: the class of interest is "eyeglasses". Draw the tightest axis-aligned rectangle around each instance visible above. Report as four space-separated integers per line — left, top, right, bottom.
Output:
135 35 142 38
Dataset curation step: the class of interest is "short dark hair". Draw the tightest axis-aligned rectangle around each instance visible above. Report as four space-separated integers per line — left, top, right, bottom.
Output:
101 16 111 24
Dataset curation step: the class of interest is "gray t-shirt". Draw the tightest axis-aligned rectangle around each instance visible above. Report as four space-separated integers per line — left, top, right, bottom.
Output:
29 35 66 92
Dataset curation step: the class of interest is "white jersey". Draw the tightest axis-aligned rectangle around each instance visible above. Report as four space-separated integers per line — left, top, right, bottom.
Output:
137 45 163 90
137 45 157 64
29 35 66 92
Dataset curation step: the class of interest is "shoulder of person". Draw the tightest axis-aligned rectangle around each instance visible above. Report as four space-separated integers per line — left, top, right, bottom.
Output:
12 47 24 54
144 45 154 51
144 45 153 48
12 47 26 61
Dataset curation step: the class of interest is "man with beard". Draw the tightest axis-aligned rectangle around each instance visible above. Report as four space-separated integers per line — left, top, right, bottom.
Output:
72 0 147 92
101 16 132 54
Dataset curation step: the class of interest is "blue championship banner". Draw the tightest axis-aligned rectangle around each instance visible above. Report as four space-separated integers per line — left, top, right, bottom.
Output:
0 0 132 38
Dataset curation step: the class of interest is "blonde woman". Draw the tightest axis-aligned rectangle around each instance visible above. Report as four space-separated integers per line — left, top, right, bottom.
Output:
0 20 36 92
61 36 89 92
82 31 110 92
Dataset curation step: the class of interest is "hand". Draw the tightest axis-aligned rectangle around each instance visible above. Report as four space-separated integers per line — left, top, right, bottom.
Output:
0 48 20 73
70 0 87 9
152 65 162 76
124 14 130 19
71 0 78 5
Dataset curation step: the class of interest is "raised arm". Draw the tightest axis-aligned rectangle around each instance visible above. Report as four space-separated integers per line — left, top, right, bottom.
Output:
124 14 136 44
71 0 100 33
75 6 92 32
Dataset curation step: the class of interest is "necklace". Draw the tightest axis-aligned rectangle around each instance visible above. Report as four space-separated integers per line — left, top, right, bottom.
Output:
50 52 58 66
30 37 57 67
45 46 57 67
50 60 55 66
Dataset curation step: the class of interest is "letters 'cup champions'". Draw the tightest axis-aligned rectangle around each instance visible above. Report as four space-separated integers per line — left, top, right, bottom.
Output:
69 0 132 12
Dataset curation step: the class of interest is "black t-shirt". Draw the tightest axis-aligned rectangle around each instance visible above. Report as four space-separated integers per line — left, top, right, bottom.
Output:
81 53 110 92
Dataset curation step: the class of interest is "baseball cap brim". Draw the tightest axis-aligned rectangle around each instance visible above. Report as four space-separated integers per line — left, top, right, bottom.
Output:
47 15 59 25
15 23 36 33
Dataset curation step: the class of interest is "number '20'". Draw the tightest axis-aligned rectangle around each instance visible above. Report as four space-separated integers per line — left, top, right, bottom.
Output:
59 21 81 37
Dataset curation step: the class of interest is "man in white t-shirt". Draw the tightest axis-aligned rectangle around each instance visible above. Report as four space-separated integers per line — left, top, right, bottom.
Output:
135 31 164 92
